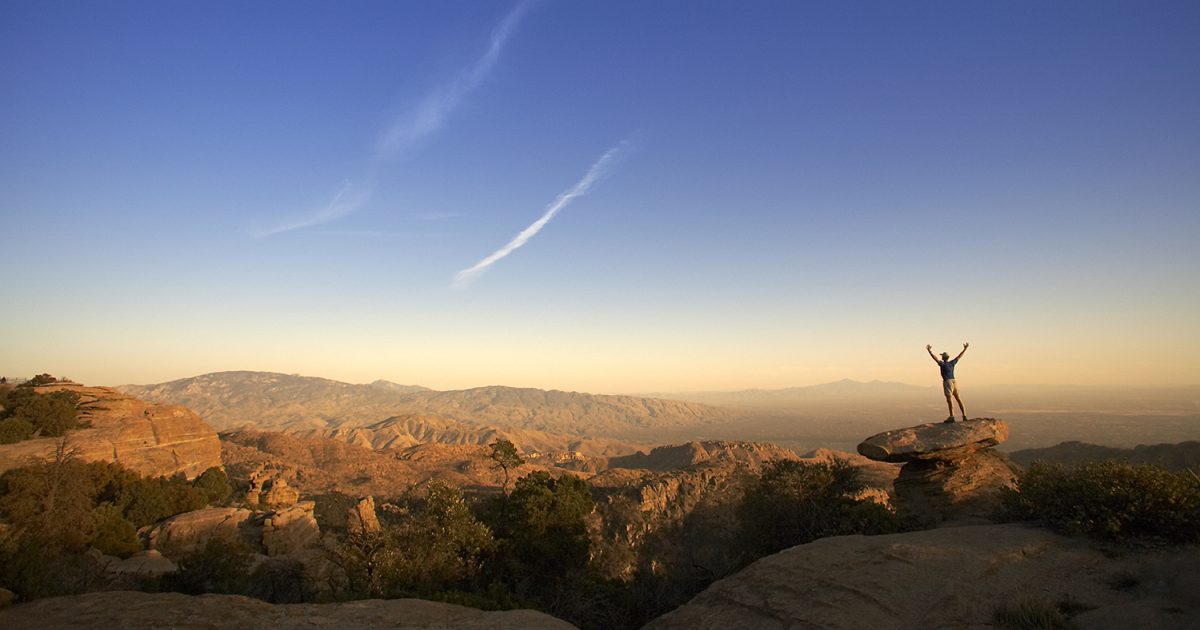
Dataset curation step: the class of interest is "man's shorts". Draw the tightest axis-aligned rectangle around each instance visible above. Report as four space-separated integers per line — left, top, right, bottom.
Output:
943 379 958 397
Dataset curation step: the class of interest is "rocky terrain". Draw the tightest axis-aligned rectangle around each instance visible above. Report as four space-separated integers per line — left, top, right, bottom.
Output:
645 522 1200 629
0 383 222 479
219 429 588 499
120 371 728 438
291 413 645 459
0 591 576 629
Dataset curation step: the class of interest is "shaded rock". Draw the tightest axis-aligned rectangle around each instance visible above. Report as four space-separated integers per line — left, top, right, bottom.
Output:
893 449 1019 525
0 591 577 629
103 550 177 576
0 588 13 609
143 507 257 559
347 496 381 535
0 383 222 479
645 523 1200 630
857 418 1008 463
262 501 320 556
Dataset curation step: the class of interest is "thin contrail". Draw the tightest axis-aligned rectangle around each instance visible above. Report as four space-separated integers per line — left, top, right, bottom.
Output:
452 139 633 289
258 2 529 238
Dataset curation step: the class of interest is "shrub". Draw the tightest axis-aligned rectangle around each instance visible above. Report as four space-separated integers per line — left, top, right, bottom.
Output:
192 467 233 504
327 482 495 600
0 387 80 439
0 418 34 444
161 537 253 595
998 461 1200 543
89 503 141 558
992 599 1073 630
738 459 900 559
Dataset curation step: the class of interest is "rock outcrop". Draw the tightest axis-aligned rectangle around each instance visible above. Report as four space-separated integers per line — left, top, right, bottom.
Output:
857 417 1008 462
347 496 381 534
143 503 321 559
143 507 257 558
646 523 1200 630
261 501 321 556
858 418 1017 524
0 383 222 479
0 591 577 629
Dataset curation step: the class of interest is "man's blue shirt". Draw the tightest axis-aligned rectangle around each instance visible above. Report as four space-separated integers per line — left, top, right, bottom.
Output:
939 358 958 380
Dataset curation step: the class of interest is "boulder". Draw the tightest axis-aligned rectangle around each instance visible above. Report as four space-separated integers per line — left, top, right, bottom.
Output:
857 417 1008 463
143 507 257 559
103 550 178 576
0 384 222 480
262 501 320 556
893 449 1019 524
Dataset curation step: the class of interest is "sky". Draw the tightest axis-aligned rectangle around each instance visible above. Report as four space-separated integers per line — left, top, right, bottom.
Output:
2 1 1198 393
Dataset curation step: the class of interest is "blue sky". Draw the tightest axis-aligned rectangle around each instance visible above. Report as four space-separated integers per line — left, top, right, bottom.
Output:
2 1 1198 391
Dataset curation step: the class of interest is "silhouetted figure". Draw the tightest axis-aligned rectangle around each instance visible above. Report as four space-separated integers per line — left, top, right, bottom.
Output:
927 343 968 422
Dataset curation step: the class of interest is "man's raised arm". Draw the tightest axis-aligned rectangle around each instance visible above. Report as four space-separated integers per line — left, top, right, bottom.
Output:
954 342 969 361
926 344 940 363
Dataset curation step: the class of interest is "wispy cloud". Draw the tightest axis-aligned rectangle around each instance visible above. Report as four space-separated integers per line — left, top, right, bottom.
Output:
452 139 634 289
378 2 529 156
258 2 530 238
253 181 371 238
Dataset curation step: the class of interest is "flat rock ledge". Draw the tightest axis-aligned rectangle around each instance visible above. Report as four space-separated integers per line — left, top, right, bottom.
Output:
0 591 578 630
857 417 1008 463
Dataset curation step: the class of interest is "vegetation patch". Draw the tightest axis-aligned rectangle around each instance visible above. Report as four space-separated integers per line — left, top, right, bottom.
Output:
998 461 1200 544
0 375 82 443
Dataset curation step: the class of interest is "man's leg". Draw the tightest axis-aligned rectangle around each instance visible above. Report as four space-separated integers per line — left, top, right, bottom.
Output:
954 392 966 419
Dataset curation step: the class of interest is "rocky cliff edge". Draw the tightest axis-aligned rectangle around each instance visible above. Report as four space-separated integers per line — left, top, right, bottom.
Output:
0 383 222 479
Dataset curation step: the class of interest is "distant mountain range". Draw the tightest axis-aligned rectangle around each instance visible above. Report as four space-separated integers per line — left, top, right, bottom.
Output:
650 379 932 408
119 371 729 441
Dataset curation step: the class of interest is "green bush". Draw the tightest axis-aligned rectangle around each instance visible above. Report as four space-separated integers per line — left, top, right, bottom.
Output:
161 537 254 595
0 386 80 440
191 467 233 504
328 482 496 600
89 503 141 558
999 461 1200 543
0 418 34 444
738 459 900 558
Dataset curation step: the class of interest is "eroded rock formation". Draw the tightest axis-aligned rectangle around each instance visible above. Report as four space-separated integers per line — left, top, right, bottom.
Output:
0 383 222 479
858 418 1017 524
347 496 381 535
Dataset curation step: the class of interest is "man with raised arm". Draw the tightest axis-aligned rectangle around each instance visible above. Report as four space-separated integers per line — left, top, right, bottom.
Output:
927 342 969 423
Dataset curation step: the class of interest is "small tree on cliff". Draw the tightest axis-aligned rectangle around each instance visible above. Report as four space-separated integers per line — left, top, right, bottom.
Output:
488 439 524 496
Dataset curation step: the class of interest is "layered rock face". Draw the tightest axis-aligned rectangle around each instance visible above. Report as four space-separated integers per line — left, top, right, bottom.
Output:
0 383 222 479
0 591 578 629
858 418 1017 524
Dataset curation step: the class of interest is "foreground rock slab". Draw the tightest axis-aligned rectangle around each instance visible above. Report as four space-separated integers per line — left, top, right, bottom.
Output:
857 418 1008 462
0 591 578 629
645 523 1200 630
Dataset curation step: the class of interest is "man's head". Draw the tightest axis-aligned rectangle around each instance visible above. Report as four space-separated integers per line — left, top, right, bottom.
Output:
940 352 950 361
